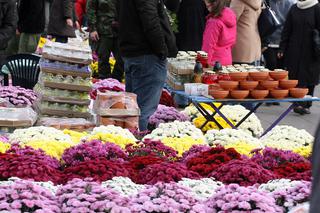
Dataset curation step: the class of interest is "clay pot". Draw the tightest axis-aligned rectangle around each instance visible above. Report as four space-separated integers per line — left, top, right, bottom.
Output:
248 72 269 81
230 90 249 99
115 120 125 128
229 72 249 81
100 117 115 126
269 71 288 80
279 80 298 89
239 81 259 90
260 80 279 90
219 81 239 91
210 90 229 99
209 84 221 90
250 90 269 99
270 89 289 99
289 88 309 98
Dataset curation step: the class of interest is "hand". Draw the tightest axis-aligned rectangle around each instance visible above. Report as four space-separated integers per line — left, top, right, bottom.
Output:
16 29 20 35
262 47 268 53
90 31 99 41
277 52 284 59
75 21 80 30
66 18 73 27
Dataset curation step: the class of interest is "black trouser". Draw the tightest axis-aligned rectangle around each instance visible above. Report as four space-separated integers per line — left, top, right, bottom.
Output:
299 85 315 109
263 47 283 70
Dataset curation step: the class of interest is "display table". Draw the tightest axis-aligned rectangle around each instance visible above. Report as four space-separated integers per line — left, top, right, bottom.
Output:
172 90 320 137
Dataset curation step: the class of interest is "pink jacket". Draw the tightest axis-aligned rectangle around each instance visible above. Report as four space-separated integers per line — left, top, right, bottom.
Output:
202 8 237 66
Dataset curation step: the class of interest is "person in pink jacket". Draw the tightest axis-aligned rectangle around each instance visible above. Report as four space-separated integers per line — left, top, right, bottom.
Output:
202 0 237 66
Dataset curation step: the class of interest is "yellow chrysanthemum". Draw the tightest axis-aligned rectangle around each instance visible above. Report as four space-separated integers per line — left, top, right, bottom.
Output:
22 140 73 160
224 141 258 157
293 146 312 158
87 133 135 149
0 142 10 153
193 116 234 132
161 136 205 156
63 129 88 144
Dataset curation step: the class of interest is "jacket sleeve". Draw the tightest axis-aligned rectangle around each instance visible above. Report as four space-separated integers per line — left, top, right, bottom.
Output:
164 0 180 13
230 0 244 21
279 7 293 54
134 0 167 57
202 20 221 64
63 0 73 19
86 0 97 32
0 0 17 45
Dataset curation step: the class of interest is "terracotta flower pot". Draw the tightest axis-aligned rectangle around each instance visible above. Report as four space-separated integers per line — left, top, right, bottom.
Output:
229 72 249 81
260 80 279 90
230 90 249 99
279 80 298 89
209 90 229 99
249 72 269 81
269 71 288 80
250 90 269 99
270 89 289 99
219 81 239 91
239 81 259 90
289 88 309 98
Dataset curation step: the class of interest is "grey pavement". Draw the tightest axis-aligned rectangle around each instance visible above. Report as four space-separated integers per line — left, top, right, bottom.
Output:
256 86 320 136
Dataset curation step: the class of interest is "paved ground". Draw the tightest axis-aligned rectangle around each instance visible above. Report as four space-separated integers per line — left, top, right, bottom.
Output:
256 86 320 136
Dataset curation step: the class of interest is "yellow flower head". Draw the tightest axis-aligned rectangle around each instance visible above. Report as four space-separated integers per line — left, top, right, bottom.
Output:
63 129 88 144
22 140 73 160
161 136 205 156
0 142 10 153
224 141 258 157
87 133 135 149
193 116 234 133
293 146 312 158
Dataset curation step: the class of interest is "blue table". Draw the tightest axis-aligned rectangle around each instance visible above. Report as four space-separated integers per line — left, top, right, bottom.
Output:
172 90 320 137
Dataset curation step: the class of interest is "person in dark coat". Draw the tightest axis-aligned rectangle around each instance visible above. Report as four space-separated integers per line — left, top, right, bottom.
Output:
17 0 46 53
279 0 320 115
176 0 207 51
47 0 77 43
311 123 320 213
118 0 179 131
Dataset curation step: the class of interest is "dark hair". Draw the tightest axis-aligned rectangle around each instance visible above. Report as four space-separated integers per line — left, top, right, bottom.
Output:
209 0 228 17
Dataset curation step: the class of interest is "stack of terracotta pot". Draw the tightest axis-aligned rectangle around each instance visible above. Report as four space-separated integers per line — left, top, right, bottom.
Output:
209 71 309 100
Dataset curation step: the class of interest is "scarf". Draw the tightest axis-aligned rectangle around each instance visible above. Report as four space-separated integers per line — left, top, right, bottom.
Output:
297 0 318 9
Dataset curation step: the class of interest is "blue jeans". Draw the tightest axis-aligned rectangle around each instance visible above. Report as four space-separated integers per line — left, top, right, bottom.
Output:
123 55 167 131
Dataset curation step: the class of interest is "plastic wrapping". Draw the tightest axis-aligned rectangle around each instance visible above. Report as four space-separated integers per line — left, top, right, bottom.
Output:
94 91 140 116
0 98 10 107
37 117 95 130
97 116 138 129
0 107 38 127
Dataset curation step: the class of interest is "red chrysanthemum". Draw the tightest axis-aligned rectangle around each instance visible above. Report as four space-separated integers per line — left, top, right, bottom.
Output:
272 162 311 181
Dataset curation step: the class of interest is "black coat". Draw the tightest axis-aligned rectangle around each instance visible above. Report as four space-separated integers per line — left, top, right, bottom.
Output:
176 0 207 51
311 123 320 213
0 0 17 50
18 0 45 34
280 4 320 86
118 0 178 58
47 0 76 38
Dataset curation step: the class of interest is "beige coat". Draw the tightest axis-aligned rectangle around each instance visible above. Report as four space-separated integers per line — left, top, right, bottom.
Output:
230 0 262 63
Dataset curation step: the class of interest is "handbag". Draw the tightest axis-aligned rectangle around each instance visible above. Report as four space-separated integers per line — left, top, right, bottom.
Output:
313 8 320 58
258 0 281 39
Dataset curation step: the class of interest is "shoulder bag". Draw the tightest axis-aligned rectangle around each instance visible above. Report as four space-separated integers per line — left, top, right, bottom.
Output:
258 0 281 40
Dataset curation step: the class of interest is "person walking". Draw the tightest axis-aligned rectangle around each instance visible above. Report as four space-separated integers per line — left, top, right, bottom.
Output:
176 0 207 51
230 0 262 65
118 0 179 131
17 0 46 53
87 0 123 80
262 0 296 71
202 0 237 66
279 0 320 115
47 0 77 43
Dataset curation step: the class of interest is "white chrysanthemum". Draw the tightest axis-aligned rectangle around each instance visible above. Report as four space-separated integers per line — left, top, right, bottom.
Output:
259 179 303 193
205 128 263 147
9 126 72 144
144 121 205 141
261 126 314 150
101 177 144 197
178 178 224 200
